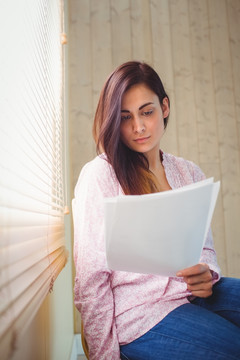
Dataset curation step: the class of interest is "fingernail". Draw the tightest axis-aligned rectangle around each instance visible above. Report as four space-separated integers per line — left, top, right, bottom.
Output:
176 272 182 277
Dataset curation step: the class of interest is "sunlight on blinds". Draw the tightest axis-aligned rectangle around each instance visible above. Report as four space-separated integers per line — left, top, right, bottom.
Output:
0 1 68 359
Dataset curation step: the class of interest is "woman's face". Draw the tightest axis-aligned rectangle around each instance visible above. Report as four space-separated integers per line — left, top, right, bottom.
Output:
120 83 169 160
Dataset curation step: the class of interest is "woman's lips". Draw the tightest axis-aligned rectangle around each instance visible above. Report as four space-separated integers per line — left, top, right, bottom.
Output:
134 136 150 144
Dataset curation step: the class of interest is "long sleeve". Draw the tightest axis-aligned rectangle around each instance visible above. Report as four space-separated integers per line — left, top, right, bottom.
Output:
189 161 221 282
73 159 121 360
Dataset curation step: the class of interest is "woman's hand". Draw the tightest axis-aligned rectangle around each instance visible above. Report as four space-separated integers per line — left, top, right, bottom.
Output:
176 263 213 298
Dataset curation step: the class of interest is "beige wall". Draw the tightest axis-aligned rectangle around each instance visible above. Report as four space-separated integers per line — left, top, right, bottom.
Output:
69 0 240 331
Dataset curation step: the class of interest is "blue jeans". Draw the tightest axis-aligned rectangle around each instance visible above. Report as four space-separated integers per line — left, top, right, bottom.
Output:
120 277 240 360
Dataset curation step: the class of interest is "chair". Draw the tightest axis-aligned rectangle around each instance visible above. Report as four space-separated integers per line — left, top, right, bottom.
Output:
81 320 89 359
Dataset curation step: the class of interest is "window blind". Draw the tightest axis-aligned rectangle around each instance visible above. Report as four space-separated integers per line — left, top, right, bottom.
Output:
0 1 68 359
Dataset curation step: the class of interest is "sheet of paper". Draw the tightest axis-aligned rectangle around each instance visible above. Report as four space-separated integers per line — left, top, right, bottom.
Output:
104 179 220 277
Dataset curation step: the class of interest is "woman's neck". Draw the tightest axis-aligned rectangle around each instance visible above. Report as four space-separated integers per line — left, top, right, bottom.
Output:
148 152 171 192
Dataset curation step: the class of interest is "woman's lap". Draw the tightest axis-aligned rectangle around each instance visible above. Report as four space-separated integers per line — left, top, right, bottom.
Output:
191 277 240 327
120 277 240 360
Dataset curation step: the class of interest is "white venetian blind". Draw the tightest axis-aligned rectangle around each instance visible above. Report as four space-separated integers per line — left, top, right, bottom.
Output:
0 1 68 358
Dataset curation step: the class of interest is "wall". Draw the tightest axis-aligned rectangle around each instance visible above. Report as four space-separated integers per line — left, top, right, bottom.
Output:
68 0 240 333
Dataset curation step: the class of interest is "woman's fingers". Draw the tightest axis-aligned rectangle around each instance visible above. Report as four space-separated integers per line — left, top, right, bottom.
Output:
183 268 213 285
186 279 213 297
176 263 213 298
176 263 209 277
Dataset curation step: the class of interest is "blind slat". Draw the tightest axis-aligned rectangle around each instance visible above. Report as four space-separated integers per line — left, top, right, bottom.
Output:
0 185 64 211
1 224 63 247
0 231 64 271
1 131 63 184
0 208 62 227
0 247 67 315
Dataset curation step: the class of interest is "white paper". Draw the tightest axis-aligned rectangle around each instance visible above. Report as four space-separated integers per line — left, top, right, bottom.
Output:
104 178 220 277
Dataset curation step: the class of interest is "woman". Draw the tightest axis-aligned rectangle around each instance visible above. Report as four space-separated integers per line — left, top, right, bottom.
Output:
73 61 240 360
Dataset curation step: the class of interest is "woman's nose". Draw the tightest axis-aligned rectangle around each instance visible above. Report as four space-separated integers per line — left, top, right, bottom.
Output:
132 116 145 134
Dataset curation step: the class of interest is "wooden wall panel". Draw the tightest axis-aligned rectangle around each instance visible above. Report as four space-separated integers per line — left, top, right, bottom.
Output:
150 0 179 156
169 0 199 164
110 0 132 68
91 0 112 110
189 0 219 164
227 0 240 152
130 0 153 63
69 0 95 191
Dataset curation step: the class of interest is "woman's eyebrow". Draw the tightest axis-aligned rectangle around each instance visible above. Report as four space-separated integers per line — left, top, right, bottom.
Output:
121 102 154 113
139 102 154 110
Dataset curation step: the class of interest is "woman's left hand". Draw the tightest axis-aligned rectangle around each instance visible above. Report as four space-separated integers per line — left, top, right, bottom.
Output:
176 263 213 298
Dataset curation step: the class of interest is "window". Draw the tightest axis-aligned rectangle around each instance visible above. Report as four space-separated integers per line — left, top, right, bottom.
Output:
0 1 68 358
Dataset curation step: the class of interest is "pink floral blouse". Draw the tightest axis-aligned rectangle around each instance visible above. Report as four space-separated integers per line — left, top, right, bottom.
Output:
73 152 220 360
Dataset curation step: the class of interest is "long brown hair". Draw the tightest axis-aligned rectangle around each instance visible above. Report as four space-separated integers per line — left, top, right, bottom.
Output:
93 61 170 195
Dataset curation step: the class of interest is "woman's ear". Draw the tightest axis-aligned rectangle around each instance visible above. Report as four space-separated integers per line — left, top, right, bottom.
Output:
162 97 170 118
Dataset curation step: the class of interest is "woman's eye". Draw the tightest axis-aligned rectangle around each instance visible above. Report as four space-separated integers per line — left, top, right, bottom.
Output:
121 114 131 121
143 110 153 116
